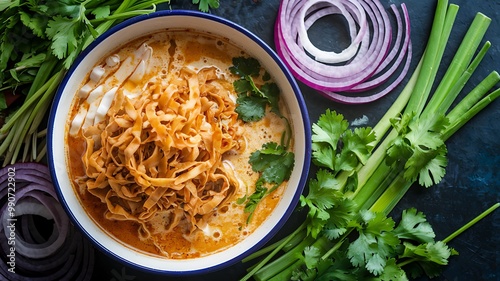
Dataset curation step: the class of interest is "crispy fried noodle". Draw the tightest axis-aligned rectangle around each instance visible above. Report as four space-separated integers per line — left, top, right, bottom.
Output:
74 52 245 253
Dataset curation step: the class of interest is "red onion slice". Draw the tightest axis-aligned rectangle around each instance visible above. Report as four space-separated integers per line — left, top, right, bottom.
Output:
275 0 412 103
0 163 94 281
320 3 413 103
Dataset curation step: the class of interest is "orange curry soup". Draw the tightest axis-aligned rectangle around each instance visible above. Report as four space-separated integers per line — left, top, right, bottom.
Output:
65 29 292 258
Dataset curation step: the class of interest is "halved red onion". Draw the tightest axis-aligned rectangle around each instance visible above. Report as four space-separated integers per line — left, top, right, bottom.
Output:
0 163 94 281
275 0 412 103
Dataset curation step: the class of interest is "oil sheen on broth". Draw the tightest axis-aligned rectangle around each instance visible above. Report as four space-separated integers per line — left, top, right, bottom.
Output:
65 29 293 258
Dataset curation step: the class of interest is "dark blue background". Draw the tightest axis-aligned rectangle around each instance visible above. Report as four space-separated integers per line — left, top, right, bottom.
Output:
91 1 499 280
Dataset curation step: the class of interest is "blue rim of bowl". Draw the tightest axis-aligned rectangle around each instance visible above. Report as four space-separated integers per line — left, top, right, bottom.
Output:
47 9 311 276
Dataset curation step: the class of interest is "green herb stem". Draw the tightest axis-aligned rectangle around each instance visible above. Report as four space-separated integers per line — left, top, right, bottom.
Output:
89 8 157 24
241 223 308 281
242 226 307 263
435 41 491 116
443 86 500 140
445 71 500 130
0 72 60 134
397 203 499 269
369 172 412 215
404 0 456 116
351 161 395 210
266 260 303 281
443 202 499 243
421 13 491 119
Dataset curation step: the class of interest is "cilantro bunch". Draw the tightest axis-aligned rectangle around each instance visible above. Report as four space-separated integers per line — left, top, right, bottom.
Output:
241 1 499 280
230 56 295 222
0 0 172 166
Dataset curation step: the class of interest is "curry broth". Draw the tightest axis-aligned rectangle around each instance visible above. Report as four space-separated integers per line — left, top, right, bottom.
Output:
66 30 292 258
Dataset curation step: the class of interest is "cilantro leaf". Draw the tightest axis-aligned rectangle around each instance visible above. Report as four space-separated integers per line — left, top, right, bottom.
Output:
242 142 295 222
230 56 261 77
260 82 281 115
301 169 345 238
304 246 322 269
323 198 356 240
405 144 448 187
230 56 283 122
388 113 449 187
192 0 220 12
376 258 409 281
19 11 47 38
312 109 348 149
346 127 377 165
235 94 267 122
401 241 455 266
347 210 400 276
249 142 294 184
233 78 254 94
400 241 457 279
406 115 448 151
393 208 435 243
311 109 375 174
91 6 111 19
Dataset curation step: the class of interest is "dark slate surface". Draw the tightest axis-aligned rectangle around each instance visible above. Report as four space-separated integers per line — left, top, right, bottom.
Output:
91 1 499 280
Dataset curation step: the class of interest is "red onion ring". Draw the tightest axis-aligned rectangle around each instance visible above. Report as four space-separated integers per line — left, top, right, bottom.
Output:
0 163 94 281
275 0 412 103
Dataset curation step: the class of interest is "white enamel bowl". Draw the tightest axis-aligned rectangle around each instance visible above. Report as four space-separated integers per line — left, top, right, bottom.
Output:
47 10 311 275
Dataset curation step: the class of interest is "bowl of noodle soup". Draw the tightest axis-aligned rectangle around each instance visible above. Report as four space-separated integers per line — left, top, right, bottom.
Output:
47 10 311 275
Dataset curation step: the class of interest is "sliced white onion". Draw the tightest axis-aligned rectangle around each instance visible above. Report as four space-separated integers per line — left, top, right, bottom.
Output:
275 0 412 103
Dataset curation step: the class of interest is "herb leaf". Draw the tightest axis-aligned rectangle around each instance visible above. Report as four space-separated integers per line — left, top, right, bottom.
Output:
230 56 261 77
230 56 282 122
235 94 267 122
242 142 295 222
312 109 376 173
192 0 220 12
393 207 435 243
249 142 294 184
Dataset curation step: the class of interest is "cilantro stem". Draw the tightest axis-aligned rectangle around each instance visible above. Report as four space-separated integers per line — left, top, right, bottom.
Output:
420 13 491 119
443 86 500 140
352 162 397 211
442 202 499 243
443 71 500 137
89 8 157 24
433 41 491 116
0 69 60 134
242 227 307 263
369 172 412 215
240 222 307 281
396 202 499 268
404 0 456 116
